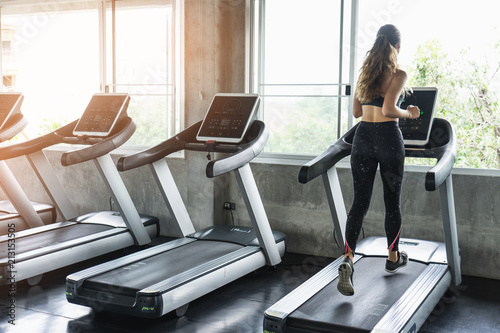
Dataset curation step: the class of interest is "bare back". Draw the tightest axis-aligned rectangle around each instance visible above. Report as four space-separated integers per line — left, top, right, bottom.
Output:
353 69 407 122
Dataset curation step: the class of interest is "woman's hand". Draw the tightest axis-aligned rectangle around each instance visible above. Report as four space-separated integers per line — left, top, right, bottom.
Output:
406 105 421 119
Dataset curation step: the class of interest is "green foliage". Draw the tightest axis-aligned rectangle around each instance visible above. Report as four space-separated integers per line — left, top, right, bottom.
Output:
408 40 500 169
125 96 168 146
265 96 342 155
264 39 500 170
38 117 69 135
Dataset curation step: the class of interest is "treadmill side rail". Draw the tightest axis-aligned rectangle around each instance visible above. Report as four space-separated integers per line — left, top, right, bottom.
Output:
141 246 261 295
67 239 286 318
373 264 450 333
153 241 285 318
1 223 158 284
67 237 196 284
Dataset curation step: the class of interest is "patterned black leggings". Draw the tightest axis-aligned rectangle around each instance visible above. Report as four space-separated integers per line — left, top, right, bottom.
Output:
345 121 405 253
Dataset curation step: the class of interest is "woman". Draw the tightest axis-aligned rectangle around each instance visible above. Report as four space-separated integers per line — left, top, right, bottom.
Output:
337 24 420 296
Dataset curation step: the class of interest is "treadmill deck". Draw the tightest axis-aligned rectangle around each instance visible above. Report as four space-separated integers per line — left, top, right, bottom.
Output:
82 240 245 295
283 257 429 332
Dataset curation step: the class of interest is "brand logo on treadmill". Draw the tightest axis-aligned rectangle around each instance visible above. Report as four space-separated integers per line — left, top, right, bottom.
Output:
231 228 251 233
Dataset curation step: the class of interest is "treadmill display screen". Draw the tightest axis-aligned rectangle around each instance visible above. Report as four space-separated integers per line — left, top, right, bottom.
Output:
196 94 260 143
0 93 23 130
73 94 129 137
399 88 438 145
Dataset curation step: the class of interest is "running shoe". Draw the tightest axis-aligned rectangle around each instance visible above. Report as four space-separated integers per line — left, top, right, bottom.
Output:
337 256 354 296
385 251 408 273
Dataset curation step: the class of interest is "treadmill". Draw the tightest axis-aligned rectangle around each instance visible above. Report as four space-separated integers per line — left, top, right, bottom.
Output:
66 93 286 318
264 118 461 333
0 93 56 234
0 93 158 285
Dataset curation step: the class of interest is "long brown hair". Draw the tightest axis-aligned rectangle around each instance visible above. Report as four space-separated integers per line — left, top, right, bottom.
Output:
355 24 401 103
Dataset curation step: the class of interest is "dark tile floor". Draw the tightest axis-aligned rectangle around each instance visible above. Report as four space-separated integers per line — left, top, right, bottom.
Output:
1 249 499 333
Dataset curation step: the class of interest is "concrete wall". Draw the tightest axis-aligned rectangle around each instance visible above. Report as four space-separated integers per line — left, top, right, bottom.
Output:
2 0 499 281
183 0 247 230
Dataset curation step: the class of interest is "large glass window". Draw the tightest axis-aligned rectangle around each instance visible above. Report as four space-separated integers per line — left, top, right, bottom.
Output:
251 0 354 156
357 0 500 169
0 0 183 147
1 2 99 137
252 0 500 169
104 0 182 145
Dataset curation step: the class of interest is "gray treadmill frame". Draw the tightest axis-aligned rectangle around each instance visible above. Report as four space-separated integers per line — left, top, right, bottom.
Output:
67 152 284 317
149 157 281 265
0 146 154 282
0 161 46 228
0 145 78 230
264 158 461 333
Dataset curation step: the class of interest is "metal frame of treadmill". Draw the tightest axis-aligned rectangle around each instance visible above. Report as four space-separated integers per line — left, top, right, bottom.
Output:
0 103 157 284
0 95 56 229
264 118 461 333
66 119 285 318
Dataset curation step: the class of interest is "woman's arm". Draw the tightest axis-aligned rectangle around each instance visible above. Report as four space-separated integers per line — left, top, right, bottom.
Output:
353 96 363 118
382 70 420 119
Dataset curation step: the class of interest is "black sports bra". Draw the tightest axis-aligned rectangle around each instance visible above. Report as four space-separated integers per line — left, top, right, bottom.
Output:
362 93 404 108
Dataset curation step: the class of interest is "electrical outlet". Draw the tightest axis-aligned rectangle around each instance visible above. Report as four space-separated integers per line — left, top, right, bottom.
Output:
224 202 235 210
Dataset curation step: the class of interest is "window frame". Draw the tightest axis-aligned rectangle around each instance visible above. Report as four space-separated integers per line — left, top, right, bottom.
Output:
0 0 184 151
99 0 184 149
248 0 500 174
247 0 358 161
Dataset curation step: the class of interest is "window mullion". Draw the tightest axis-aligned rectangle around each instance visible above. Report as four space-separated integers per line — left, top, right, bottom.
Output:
98 0 107 93
337 0 345 139
347 0 359 131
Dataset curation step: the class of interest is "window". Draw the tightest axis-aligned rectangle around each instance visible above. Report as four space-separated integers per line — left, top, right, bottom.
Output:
356 0 500 169
1 2 99 135
0 0 183 146
250 0 355 156
252 0 500 169
103 0 183 145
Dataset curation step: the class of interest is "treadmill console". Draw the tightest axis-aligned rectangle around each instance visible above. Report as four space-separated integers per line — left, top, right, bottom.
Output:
399 87 438 146
73 93 130 137
196 93 260 143
0 92 23 130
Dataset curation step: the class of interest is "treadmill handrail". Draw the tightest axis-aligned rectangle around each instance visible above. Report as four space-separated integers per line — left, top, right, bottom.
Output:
0 113 28 142
206 120 268 178
117 121 202 172
0 119 76 161
0 116 136 167
61 117 136 166
405 118 457 191
299 118 457 192
298 123 357 184
117 120 268 178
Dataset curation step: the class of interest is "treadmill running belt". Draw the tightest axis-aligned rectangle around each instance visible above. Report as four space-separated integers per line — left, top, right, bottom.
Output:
0 224 113 258
288 257 427 332
83 240 244 296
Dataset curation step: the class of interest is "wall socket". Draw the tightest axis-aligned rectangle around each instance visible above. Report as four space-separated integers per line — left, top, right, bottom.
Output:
224 202 236 210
